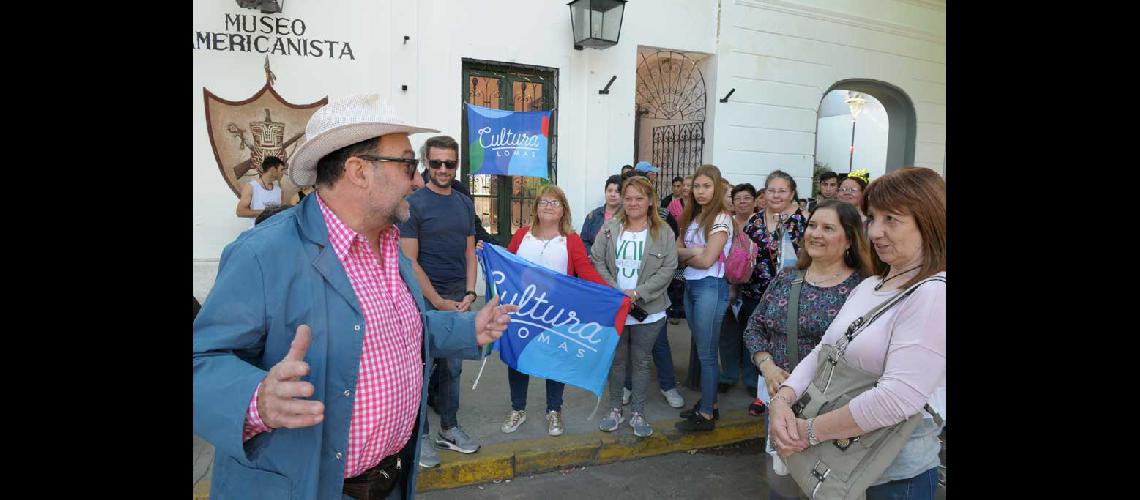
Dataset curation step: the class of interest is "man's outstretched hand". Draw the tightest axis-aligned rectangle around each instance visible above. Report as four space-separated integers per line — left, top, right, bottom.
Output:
256 324 326 429
473 295 518 346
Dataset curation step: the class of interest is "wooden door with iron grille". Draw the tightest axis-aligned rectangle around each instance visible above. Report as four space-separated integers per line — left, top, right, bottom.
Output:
462 59 558 240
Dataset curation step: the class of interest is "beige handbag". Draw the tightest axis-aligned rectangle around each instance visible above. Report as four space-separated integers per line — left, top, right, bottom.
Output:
784 276 945 499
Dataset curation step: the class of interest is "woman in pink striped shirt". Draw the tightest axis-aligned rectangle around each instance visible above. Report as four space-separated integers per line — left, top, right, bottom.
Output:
768 167 946 500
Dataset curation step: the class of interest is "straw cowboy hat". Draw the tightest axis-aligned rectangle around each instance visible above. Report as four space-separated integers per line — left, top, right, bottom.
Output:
288 94 439 187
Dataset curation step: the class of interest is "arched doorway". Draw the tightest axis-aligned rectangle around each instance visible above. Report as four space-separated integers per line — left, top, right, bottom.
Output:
817 79 917 174
634 49 708 197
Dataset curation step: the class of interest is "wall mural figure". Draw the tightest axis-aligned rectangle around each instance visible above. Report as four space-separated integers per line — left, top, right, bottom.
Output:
203 57 326 202
235 0 283 14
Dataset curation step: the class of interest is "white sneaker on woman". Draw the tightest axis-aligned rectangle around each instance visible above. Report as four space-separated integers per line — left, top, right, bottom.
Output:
502 410 527 433
661 388 684 408
629 412 653 438
546 410 564 436
599 408 624 432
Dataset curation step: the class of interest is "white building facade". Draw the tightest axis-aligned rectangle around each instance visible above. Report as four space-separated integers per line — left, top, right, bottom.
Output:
193 0 946 299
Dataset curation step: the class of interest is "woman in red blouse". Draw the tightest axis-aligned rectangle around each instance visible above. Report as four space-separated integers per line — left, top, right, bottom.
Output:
498 185 609 438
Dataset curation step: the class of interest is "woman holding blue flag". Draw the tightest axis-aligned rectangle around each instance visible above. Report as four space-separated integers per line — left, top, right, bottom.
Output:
590 176 678 438
674 164 734 432
494 185 609 438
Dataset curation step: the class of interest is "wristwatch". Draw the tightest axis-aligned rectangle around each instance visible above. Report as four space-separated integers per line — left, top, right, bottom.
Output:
464 290 476 298
806 418 821 446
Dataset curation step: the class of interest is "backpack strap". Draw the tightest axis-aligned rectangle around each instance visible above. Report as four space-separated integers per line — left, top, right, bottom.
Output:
868 275 948 428
924 404 944 427
838 275 946 355
785 269 805 370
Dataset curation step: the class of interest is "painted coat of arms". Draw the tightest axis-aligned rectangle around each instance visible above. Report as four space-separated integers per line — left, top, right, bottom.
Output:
204 58 326 201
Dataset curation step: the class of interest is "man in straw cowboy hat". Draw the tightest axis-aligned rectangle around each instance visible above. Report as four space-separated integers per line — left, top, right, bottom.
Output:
194 94 519 499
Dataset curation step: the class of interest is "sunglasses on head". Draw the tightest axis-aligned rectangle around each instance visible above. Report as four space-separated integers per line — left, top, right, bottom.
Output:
426 159 459 169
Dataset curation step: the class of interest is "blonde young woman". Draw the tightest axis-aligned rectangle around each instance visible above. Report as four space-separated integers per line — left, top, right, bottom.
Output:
590 176 678 438
717 183 761 407
674 164 733 431
482 185 610 438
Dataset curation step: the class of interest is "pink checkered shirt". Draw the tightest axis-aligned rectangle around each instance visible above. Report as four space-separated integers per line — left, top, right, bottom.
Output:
242 194 424 478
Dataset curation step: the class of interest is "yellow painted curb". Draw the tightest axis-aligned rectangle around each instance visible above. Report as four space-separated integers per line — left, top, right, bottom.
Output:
415 445 515 492
418 413 764 492
195 414 765 497
596 413 763 465
514 434 603 476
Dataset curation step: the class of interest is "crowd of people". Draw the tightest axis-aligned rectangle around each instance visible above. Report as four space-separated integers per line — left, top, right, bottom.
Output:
195 93 946 499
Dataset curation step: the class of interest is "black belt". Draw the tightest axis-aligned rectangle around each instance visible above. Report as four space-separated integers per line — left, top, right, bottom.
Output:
342 453 403 500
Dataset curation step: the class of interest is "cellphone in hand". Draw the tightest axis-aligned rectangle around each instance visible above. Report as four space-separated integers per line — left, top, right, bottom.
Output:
629 304 649 322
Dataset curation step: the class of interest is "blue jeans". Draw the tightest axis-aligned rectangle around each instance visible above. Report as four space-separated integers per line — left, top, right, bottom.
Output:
719 296 759 388
684 276 730 415
428 357 463 429
425 287 466 431
865 467 939 500
624 318 678 392
507 366 565 412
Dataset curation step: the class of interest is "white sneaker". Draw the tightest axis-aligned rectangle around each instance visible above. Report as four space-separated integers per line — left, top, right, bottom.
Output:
629 412 653 438
622 387 631 406
436 426 480 454
418 434 440 468
661 388 684 408
546 410 564 437
599 408 623 432
502 410 527 434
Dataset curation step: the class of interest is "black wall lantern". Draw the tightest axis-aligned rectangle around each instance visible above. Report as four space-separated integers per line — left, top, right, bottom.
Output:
568 0 626 50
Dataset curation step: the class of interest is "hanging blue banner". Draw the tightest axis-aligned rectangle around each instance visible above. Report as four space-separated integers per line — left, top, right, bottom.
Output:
477 243 629 397
465 102 551 179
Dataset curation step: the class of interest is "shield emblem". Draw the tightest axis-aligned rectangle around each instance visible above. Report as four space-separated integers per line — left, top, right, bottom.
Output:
203 60 326 201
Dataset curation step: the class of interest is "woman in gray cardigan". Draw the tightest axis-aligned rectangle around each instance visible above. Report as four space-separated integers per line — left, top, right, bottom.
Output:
590 176 678 438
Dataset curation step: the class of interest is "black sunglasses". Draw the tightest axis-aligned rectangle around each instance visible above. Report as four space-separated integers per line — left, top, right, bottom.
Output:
426 159 459 169
356 155 419 180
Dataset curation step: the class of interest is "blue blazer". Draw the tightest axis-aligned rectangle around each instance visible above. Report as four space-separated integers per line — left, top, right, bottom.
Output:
193 194 480 499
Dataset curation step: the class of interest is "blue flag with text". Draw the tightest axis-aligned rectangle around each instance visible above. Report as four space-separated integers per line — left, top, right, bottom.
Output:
477 243 630 397
465 103 551 179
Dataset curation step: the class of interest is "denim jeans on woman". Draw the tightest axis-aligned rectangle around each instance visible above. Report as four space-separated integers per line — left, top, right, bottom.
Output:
683 275 730 415
865 466 939 500
719 296 760 389
507 367 565 413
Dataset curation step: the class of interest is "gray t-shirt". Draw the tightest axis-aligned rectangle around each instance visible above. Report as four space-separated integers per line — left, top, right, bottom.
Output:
397 188 476 295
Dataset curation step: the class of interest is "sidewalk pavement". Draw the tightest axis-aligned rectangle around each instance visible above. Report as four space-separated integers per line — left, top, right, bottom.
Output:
194 307 765 497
